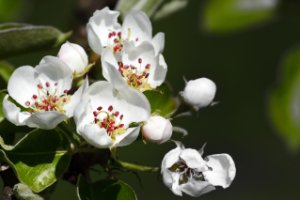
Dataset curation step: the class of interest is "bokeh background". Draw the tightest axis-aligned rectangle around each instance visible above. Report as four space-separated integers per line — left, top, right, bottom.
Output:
1 0 300 199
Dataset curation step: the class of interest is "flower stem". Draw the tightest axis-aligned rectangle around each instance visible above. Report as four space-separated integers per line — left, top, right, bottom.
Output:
116 160 159 173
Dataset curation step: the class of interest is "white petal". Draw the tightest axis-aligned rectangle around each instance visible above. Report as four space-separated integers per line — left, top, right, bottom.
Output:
170 173 183 196
7 66 39 107
180 148 207 170
148 54 167 88
203 154 236 188
64 77 89 117
181 179 215 197
79 124 113 148
2 95 31 126
58 42 88 74
152 32 165 55
161 144 182 170
122 10 152 45
25 111 67 129
87 7 121 54
113 127 140 147
36 56 73 95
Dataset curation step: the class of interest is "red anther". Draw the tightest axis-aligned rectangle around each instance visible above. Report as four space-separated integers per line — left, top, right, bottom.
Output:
117 32 122 37
43 99 49 104
114 111 119 117
64 89 69 94
94 118 99 123
124 65 129 69
37 84 43 89
46 82 50 87
93 111 98 117
113 45 119 52
97 106 103 111
114 38 119 43
108 105 113 112
145 64 151 69
101 122 106 128
118 61 123 67
120 115 123 120
108 32 112 38
138 58 142 64
34 102 39 107
32 95 38 99
52 97 57 103
112 32 116 36
63 98 67 103
119 124 124 128
118 68 123 74
25 101 30 106
145 73 149 78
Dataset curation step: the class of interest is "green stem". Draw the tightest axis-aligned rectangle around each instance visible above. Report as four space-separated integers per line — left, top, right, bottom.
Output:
116 160 159 173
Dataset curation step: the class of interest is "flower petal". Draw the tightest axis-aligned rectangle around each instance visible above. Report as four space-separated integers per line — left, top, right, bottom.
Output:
203 154 236 188
7 66 39 107
37 56 73 95
180 148 207 170
64 77 89 117
58 42 88 74
113 127 140 147
181 179 215 197
152 32 165 55
122 10 152 45
161 143 182 170
25 111 67 129
79 124 113 148
87 7 121 54
2 95 31 126
148 54 167 88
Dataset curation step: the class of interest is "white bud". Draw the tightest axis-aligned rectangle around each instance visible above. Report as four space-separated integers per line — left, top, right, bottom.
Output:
180 77 216 110
142 116 172 144
58 42 88 75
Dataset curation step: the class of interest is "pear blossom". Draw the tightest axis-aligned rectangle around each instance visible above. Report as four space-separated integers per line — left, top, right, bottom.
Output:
87 7 164 55
142 115 172 144
101 42 167 92
180 78 216 110
74 81 151 148
57 41 90 76
2 56 88 130
161 142 236 197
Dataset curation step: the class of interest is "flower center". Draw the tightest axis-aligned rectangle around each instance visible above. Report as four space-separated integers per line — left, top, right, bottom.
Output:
93 105 126 140
168 161 205 185
25 82 70 113
118 59 152 91
108 31 123 53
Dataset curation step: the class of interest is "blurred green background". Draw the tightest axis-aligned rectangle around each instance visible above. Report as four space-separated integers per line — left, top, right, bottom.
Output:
1 0 300 199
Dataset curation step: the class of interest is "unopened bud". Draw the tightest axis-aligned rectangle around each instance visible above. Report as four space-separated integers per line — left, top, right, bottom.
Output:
142 116 172 144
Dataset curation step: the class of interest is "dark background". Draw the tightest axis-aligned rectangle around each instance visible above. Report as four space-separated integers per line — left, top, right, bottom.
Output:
1 0 300 199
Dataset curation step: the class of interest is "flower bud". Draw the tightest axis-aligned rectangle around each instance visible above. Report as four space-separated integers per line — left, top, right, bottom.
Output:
142 116 172 144
58 42 88 75
180 78 216 110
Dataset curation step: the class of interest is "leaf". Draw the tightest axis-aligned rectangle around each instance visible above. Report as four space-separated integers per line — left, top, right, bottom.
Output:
77 175 137 200
0 23 71 59
153 0 188 20
269 47 300 150
0 129 71 192
0 90 5 123
202 0 278 33
144 84 179 117
0 61 14 82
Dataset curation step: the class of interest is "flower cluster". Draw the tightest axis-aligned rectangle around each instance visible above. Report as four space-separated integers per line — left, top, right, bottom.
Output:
2 7 235 197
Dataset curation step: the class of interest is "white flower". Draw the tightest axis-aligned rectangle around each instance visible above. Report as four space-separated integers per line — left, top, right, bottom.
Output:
101 42 167 92
2 56 88 130
180 78 216 110
87 7 164 55
161 142 236 197
57 41 89 76
74 81 151 149
142 115 172 144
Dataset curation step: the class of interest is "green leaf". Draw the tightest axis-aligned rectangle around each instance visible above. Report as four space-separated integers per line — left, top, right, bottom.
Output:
269 47 300 150
0 23 71 59
0 61 14 82
202 0 278 33
0 89 6 123
77 176 137 200
153 0 188 20
0 129 71 192
144 84 179 117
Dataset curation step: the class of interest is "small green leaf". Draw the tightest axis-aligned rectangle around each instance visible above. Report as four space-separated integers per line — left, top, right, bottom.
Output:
153 0 188 20
77 176 137 200
144 84 179 117
202 0 278 33
0 23 71 59
0 129 71 192
0 61 14 82
269 47 300 150
0 89 6 123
